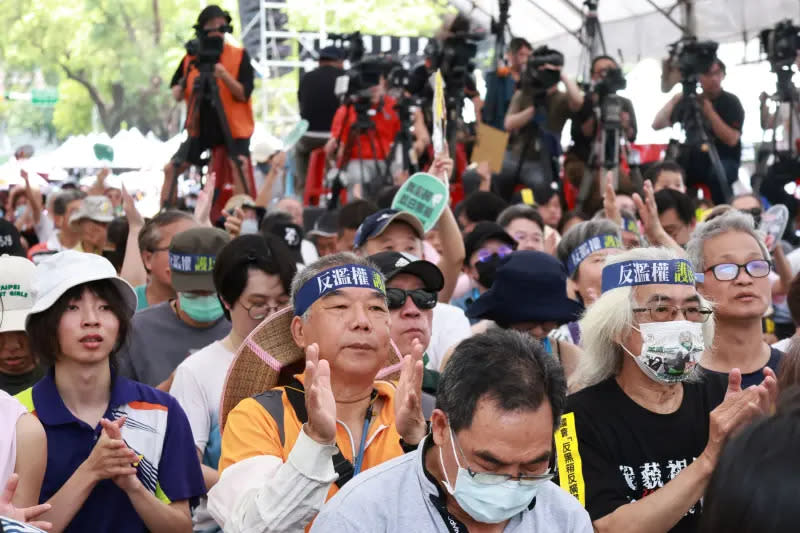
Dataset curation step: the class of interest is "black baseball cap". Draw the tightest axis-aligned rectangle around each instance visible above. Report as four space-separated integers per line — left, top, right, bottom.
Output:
463 222 516 266
0 219 24 257
370 251 444 292
307 210 338 238
319 46 344 61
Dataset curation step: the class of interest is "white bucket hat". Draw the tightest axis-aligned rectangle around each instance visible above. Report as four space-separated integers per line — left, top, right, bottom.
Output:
26 250 137 327
0 255 36 333
69 195 115 226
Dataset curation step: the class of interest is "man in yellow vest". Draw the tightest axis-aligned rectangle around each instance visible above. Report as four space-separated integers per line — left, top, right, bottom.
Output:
161 5 256 206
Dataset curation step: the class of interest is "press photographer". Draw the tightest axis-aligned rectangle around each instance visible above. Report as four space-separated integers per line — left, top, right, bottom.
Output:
653 40 743 205
758 20 800 237
497 46 584 201
482 37 533 130
565 55 638 212
161 5 255 206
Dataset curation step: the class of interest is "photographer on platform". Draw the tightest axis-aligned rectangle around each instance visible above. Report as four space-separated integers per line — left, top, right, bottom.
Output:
652 58 744 205
161 5 255 206
481 37 533 130
565 56 637 211
498 46 584 202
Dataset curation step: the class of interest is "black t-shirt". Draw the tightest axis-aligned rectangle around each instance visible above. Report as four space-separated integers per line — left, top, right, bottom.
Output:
698 346 783 390
569 95 638 162
298 65 346 132
556 377 725 532
670 89 744 163
170 50 255 143
0 365 46 396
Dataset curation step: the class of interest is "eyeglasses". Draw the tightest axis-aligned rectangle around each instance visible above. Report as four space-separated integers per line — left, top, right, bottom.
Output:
386 288 437 311
738 207 763 219
633 303 713 323
241 300 289 320
705 260 771 282
450 428 553 486
476 245 514 263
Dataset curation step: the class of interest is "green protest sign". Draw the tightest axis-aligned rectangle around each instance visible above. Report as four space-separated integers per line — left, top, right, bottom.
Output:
391 172 449 233
94 143 114 162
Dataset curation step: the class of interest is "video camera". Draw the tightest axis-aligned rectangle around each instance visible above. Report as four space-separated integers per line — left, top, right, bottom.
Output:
425 33 480 95
185 25 230 72
668 37 718 80
523 46 564 95
593 66 626 96
760 20 800 69
328 31 366 64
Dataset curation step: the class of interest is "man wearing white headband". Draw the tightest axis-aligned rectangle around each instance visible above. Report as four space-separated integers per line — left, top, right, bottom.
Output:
558 247 776 533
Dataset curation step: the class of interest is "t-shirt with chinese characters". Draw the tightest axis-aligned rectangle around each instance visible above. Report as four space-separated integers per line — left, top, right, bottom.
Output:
554 377 722 533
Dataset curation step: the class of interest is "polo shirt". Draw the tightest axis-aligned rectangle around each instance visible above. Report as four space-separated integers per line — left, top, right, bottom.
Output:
15 371 205 533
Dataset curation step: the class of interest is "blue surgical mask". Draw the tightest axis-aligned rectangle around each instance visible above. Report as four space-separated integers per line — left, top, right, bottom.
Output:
178 292 224 323
438 427 546 524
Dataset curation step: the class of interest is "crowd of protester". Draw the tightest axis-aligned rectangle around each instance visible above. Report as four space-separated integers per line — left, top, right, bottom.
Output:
3 6 800 533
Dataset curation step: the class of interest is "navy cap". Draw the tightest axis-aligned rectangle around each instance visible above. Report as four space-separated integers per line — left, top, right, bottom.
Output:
353 209 425 249
467 251 582 325
319 46 344 61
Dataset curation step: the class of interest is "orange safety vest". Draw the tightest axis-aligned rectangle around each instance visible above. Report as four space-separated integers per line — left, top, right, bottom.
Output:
182 43 254 140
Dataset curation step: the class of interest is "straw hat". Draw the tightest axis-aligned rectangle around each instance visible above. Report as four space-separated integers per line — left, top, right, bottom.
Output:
220 306 403 433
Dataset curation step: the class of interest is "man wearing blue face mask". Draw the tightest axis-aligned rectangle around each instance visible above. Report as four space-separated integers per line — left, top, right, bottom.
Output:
118 227 232 389
310 328 593 533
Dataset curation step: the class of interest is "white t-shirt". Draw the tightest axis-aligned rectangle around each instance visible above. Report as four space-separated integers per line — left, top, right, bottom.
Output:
428 303 472 372
0 390 27 489
170 340 235 531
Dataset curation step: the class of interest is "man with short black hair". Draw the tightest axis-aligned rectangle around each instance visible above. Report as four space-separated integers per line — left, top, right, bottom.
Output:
655 188 696 247
337 199 378 252
482 37 533 130
27 189 85 264
647 160 687 193
653 58 744 204
455 191 509 235
311 328 592 532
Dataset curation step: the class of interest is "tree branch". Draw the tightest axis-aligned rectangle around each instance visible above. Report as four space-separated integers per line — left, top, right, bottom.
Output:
152 0 162 45
59 62 111 132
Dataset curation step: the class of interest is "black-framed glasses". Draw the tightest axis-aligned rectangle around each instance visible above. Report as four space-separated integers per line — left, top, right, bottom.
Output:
705 260 771 282
386 288 437 311
450 428 553 486
632 304 713 323
738 207 763 219
241 300 289 320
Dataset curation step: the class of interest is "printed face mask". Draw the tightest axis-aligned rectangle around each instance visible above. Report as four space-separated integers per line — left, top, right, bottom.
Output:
622 320 703 383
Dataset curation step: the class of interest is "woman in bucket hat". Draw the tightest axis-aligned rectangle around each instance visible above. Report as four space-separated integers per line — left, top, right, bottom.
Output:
15 250 204 533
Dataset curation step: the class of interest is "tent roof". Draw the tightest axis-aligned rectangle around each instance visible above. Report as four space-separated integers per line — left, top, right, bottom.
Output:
452 0 800 71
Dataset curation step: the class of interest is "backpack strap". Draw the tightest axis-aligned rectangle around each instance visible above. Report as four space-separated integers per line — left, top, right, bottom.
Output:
283 377 356 488
252 390 286 446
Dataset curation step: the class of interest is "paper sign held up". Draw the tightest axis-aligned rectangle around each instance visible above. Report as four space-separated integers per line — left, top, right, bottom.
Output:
392 172 450 233
471 123 509 174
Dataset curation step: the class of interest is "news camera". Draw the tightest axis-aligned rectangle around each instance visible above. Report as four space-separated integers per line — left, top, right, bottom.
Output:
185 25 230 72
523 46 564 96
668 37 718 80
760 20 800 103
425 33 480 97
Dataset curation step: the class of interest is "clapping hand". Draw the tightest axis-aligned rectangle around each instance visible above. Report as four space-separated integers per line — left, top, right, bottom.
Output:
100 417 142 493
0 474 52 530
303 344 338 445
394 338 427 446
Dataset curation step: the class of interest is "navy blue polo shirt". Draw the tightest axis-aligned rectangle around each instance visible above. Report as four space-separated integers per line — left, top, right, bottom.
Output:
16 371 205 533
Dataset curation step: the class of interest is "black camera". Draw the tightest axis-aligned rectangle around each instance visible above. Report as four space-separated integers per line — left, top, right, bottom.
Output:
185 26 229 71
669 37 718 79
761 20 800 68
425 34 479 94
594 67 627 96
524 46 564 94
328 32 366 64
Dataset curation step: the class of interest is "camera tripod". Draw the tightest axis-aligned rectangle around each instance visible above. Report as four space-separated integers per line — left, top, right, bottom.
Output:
382 95 419 178
164 60 251 209
328 97 389 208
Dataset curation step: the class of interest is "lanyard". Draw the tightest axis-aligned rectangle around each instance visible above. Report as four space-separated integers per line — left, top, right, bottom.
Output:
352 390 378 475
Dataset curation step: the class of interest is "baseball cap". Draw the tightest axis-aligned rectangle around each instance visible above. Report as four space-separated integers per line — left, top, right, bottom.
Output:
27 250 138 324
463 222 517 265
0 220 24 257
353 209 425 249
69 195 115 226
0 255 35 333
307 210 339 238
369 251 444 292
169 227 231 292
319 46 344 61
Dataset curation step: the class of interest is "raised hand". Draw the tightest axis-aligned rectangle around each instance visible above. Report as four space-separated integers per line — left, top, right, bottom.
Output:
430 143 453 183
603 177 622 227
632 179 682 251
0 474 52 530
394 338 427 445
224 207 245 238
121 185 144 231
194 172 216 227
82 417 138 483
303 343 338 445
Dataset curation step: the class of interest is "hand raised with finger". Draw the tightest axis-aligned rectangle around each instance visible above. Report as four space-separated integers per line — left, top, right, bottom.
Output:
303 343 338 445
394 338 427 445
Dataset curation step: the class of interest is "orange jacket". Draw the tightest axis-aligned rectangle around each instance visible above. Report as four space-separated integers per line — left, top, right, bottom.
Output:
182 43 254 139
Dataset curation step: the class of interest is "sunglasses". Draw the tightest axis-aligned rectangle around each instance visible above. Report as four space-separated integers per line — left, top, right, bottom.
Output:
386 288 438 310
705 259 771 281
476 245 514 263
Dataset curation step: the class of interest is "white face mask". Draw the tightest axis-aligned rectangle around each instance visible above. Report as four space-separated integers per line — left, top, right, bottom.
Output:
438 427 547 524
240 218 259 235
622 320 704 384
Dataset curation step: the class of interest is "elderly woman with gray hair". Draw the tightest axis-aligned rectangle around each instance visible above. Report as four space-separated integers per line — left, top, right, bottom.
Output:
555 247 776 533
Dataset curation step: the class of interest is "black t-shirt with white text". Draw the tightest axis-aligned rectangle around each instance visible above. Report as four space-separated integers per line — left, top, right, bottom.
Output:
555 377 724 533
